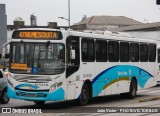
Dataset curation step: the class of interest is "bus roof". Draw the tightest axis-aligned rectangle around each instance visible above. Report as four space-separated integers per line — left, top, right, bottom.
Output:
12 28 157 44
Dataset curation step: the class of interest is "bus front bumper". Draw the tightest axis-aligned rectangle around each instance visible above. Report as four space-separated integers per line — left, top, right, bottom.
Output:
7 85 65 101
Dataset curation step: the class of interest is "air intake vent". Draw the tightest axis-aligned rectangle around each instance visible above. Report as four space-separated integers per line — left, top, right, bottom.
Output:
14 75 52 83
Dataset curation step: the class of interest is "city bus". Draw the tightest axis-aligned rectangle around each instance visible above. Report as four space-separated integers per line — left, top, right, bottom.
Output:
3 28 158 105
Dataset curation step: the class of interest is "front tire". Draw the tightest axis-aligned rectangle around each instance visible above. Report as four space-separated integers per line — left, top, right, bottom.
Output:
77 84 90 106
0 89 10 104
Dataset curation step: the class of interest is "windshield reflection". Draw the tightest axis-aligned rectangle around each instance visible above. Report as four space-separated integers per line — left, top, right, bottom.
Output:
10 42 65 75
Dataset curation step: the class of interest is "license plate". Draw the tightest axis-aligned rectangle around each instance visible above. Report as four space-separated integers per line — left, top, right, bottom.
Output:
26 93 36 97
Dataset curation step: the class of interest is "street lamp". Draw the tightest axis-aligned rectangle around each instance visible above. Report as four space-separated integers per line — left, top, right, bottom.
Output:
58 0 70 29
58 17 69 21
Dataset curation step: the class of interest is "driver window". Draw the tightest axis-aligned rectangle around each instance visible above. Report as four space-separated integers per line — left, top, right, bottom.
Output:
66 36 80 77
66 36 80 66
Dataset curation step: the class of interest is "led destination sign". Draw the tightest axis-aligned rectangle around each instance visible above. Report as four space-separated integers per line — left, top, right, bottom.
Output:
12 30 63 40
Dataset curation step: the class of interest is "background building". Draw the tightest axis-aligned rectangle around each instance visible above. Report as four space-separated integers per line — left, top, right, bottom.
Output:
71 15 143 31
72 15 160 41
110 22 160 40
0 4 7 64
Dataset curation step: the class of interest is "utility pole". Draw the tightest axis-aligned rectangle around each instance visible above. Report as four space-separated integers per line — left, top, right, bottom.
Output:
68 0 70 28
58 0 71 29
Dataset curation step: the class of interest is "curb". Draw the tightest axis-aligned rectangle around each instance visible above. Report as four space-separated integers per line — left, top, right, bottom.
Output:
139 96 160 102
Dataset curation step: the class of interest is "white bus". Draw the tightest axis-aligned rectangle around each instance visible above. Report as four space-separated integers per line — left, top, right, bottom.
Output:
3 28 157 105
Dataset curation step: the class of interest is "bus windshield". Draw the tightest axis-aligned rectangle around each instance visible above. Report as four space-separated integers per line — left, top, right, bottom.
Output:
9 42 65 75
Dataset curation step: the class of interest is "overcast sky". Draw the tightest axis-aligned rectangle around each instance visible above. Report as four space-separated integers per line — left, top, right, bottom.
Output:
0 0 160 26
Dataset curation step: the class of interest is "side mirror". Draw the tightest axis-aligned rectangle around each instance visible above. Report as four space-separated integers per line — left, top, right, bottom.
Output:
70 50 76 60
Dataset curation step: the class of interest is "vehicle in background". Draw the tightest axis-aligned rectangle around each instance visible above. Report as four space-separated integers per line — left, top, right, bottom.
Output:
0 69 10 104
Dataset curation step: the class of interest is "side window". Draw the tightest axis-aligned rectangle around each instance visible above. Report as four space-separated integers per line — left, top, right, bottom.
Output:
120 42 129 62
96 40 107 62
108 41 119 62
82 38 95 62
140 43 148 62
149 44 156 62
130 43 139 62
0 71 3 78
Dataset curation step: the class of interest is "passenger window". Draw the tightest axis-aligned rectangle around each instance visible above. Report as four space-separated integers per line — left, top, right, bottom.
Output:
108 41 119 62
96 40 107 62
140 44 148 62
0 71 3 78
149 44 156 62
82 38 95 62
130 43 139 62
120 42 129 62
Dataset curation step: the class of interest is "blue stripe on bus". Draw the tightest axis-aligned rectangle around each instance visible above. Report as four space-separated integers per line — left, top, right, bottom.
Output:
92 65 153 97
7 85 65 101
92 66 117 84
15 84 39 89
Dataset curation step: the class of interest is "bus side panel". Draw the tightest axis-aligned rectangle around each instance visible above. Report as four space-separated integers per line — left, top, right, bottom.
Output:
140 62 157 89
66 72 84 100
95 62 111 96
92 64 155 97
67 84 76 100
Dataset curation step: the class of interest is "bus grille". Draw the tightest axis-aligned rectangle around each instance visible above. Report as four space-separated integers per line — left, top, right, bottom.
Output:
14 75 52 83
16 91 47 98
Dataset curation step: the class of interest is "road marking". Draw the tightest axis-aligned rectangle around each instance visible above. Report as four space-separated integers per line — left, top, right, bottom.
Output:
139 96 160 102
146 90 160 94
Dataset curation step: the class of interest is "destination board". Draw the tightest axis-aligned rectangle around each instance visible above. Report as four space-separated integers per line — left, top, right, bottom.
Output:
12 30 63 40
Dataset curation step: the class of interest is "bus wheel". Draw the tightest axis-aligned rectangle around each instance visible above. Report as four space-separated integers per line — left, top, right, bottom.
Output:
0 89 10 104
77 83 90 106
34 101 45 105
128 79 137 99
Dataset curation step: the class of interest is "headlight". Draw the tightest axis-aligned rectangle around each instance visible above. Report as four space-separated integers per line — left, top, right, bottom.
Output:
50 83 57 91
50 82 63 92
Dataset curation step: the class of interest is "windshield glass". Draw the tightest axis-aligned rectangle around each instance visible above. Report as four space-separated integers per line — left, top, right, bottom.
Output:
9 42 65 75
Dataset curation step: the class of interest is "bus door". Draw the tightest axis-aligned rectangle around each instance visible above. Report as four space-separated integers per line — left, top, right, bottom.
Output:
66 36 80 99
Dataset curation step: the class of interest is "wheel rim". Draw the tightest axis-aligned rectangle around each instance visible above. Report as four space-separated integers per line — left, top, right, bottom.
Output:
131 83 136 96
82 89 88 101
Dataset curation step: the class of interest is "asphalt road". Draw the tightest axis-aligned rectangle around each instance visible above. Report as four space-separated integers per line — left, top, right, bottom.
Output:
0 85 160 115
